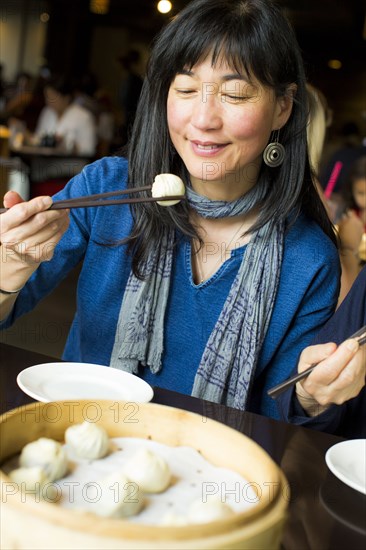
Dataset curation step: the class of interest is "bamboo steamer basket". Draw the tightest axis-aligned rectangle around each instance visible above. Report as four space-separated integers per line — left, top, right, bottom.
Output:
0 400 288 549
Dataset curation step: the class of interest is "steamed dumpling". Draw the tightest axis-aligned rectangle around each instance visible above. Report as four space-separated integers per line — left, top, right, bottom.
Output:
86 472 144 518
151 174 185 206
9 466 50 492
188 497 234 523
65 421 109 460
123 448 171 493
19 438 68 481
9 466 59 501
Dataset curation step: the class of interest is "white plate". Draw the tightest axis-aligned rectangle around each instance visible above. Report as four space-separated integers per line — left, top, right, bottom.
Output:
17 362 154 403
325 439 366 495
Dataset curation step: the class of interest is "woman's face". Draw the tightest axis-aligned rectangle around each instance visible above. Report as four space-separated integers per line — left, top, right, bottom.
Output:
353 177 366 210
167 56 294 200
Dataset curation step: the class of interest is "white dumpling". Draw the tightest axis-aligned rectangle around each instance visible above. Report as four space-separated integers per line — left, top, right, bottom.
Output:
87 472 144 519
123 448 171 493
9 466 50 492
65 421 109 460
19 437 68 481
151 174 185 206
8 466 59 501
188 497 234 523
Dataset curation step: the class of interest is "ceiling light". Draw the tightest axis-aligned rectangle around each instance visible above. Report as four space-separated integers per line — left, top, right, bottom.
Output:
90 0 110 15
327 59 342 70
157 1 172 14
40 12 50 23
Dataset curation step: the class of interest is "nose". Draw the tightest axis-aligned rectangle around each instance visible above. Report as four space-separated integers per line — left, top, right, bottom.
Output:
190 85 222 131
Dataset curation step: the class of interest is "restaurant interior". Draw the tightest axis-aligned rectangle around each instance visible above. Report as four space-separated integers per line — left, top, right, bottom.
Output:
0 2 366 549
0 0 365 356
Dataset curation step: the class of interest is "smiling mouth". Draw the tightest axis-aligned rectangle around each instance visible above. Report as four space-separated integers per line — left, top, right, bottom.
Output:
196 144 220 150
191 141 228 153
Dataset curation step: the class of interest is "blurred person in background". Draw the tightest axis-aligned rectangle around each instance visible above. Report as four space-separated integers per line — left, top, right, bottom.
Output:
14 66 51 133
305 85 365 305
336 156 366 303
306 83 332 178
320 121 366 199
27 76 97 187
1 72 33 122
34 75 96 156
305 84 336 218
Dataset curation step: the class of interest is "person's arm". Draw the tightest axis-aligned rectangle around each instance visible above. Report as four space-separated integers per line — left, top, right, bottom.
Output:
278 266 366 434
295 339 364 416
0 192 69 321
337 210 363 304
1 157 129 332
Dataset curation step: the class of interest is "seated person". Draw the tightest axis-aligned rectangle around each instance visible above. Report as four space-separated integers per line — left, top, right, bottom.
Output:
34 76 96 156
278 266 366 438
29 76 97 184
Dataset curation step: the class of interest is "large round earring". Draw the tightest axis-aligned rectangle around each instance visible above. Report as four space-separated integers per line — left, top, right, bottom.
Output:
263 130 285 167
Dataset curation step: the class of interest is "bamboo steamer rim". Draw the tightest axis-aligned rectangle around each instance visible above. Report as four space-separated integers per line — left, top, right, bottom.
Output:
0 400 288 542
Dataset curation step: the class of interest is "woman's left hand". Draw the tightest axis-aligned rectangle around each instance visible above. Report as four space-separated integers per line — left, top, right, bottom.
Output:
295 339 365 416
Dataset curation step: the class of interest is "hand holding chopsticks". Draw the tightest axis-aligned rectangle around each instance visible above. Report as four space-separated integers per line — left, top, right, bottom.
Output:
0 185 186 213
268 324 366 399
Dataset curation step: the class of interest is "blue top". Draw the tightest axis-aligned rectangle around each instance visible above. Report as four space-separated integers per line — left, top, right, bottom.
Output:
278 266 366 438
1 156 340 420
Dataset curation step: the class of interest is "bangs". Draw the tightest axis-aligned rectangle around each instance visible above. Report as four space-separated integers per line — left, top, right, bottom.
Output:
149 2 283 90
173 32 255 83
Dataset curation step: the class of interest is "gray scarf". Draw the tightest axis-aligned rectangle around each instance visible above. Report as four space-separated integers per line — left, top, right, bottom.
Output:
110 186 284 410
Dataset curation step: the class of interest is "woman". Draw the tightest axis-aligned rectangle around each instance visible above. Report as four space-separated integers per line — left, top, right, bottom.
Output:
0 0 339 420
278 266 366 438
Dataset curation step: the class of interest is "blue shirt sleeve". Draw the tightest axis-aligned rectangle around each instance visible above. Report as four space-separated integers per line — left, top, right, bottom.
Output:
0 156 129 329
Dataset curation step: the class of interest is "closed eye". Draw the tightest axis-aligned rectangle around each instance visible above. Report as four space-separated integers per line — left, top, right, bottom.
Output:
222 94 249 102
175 88 196 94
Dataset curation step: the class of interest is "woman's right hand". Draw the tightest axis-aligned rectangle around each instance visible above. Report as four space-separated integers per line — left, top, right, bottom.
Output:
0 191 70 289
295 339 365 417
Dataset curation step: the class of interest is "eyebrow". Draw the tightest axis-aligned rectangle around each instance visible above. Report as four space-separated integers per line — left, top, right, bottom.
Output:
176 69 250 82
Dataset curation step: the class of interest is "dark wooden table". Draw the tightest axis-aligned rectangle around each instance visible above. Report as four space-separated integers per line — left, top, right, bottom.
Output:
1 342 365 549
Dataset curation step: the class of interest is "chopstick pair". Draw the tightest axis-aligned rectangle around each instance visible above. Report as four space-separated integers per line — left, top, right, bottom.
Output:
0 186 186 213
268 324 366 399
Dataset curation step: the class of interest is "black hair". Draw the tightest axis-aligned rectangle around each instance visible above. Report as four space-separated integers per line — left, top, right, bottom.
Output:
125 0 337 278
45 75 74 97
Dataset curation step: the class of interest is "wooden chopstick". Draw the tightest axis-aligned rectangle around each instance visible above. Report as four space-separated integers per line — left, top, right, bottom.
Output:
268 324 366 399
47 186 152 206
0 188 185 213
48 195 185 210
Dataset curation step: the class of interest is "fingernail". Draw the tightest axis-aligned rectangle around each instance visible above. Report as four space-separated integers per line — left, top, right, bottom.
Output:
346 339 359 352
42 196 53 208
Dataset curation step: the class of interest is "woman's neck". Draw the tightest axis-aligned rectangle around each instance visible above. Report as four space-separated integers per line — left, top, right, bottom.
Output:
191 209 258 248
189 210 258 284
190 163 261 201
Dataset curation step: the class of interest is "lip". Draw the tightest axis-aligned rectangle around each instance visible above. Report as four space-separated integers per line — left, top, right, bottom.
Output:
190 140 228 157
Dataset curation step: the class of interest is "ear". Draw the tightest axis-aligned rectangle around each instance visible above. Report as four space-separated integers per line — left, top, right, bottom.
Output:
272 83 297 130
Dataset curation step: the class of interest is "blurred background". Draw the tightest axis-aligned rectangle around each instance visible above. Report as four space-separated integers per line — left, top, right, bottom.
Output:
0 0 365 153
